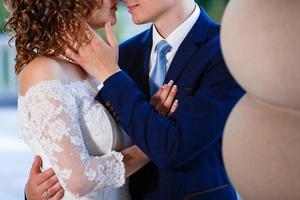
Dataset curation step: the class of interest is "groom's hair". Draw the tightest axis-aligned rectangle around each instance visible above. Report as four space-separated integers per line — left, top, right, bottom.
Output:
4 0 102 75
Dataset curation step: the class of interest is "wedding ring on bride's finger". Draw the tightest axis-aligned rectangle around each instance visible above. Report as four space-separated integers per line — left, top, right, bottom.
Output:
160 111 167 116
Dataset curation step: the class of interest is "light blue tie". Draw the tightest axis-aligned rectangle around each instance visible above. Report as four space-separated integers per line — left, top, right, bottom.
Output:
149 40 173 96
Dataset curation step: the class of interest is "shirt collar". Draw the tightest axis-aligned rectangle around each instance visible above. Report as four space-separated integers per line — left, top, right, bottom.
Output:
152 4 200 54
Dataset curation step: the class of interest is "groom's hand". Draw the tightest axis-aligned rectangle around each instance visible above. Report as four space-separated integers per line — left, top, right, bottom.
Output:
150 80 179 116
66 22 120 83
26 156 64 200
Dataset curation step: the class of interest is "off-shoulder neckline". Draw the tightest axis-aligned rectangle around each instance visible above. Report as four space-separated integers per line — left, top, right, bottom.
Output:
18 77 94 99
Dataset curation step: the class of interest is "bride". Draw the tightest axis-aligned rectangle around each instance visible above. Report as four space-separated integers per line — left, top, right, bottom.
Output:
4 0 154 199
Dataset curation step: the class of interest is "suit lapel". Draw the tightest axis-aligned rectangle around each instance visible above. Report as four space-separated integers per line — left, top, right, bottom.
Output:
139 27 153 81
137 27 153 98
165 8 213 83
133 8 214 95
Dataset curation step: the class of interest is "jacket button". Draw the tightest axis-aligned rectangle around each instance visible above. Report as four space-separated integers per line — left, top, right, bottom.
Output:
106 102 111 107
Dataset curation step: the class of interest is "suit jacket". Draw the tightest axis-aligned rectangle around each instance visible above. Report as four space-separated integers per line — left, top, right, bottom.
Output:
96 7 244 200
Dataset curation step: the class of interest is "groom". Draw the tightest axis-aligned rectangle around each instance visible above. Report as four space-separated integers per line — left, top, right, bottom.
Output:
26 0 244 199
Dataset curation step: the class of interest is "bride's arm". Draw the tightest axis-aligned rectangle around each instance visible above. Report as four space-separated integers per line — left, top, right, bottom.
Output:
23 74 178 199
24 82 125 198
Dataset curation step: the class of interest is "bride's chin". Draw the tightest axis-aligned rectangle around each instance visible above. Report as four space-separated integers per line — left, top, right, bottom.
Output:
110 19 117 26
87 22 105 30
88 19 117 30
107 15 117 25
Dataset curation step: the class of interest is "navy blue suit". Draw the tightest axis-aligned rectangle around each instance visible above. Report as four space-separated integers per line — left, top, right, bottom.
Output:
96 8 244 200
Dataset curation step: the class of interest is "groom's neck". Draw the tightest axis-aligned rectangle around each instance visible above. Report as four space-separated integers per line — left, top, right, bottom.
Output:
153 1 195 38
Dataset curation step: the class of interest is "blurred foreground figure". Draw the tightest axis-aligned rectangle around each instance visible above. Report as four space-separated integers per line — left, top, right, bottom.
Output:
221 0 300 199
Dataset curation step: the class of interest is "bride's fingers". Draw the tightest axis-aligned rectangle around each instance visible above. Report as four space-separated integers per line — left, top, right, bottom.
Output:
105 21 118 48
161 85 177 115
155 81 174 112
168 99 179 116
150 87 163 106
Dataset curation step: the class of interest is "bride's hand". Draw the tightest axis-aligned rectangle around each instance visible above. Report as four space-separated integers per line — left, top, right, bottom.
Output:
122 145 150 178
150 80 179 117
66 22 120 82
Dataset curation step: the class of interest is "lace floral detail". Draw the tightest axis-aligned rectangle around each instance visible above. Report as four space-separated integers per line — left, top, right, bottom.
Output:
18 80 126 199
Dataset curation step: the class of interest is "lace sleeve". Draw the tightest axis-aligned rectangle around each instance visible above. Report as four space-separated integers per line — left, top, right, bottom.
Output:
23 81 125 198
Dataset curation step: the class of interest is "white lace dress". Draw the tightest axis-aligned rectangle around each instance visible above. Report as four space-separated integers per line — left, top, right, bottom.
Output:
18 78 132 200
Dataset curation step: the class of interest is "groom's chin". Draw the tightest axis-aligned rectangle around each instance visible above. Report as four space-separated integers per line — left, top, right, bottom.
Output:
130 16 149 25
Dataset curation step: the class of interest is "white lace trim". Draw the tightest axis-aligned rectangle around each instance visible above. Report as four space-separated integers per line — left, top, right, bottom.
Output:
18 80 126 198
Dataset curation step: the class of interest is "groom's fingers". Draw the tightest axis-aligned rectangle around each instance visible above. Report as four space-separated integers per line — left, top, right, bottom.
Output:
65 48 83 66
66 24 109 63
86 23 104 41
105 21 118 48
39 174 59 190
26 168 55 200
30 155 42 175
85 23 107 48
36 169 56 186
46 181 64 198
69 41 80 53
48 188 64 200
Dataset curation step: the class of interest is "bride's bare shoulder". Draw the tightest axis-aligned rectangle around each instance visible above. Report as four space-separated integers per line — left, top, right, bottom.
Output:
18 56 63 96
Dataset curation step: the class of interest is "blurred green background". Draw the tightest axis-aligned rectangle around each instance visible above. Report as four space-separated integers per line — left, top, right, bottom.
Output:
0 0 7 33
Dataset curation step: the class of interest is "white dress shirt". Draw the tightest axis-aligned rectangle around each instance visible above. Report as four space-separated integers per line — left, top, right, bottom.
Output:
149 4 201 75
98 4 200 91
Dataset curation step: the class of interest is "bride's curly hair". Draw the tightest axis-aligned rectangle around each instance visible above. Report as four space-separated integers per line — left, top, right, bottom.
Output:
4 0 102 74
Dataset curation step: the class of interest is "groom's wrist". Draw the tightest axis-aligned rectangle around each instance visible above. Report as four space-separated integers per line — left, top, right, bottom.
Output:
97 69 122 91
95 66 121 83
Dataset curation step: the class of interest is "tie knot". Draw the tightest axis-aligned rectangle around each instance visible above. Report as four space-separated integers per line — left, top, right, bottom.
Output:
155 40 172 55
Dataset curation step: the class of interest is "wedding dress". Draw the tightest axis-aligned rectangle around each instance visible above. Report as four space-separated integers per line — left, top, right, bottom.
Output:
18 77 132 200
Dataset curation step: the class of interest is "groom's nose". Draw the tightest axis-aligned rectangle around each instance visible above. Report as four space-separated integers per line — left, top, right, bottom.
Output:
118 0 133 7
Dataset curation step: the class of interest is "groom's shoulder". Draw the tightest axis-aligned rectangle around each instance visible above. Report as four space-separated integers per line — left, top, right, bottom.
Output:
119 29 150 51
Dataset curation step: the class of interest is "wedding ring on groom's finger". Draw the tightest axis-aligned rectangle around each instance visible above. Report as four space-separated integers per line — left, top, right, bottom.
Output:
43 189 52 198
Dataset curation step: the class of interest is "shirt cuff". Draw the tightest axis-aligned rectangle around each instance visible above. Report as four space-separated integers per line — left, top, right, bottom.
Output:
97 83 104 91
97 69 122 91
